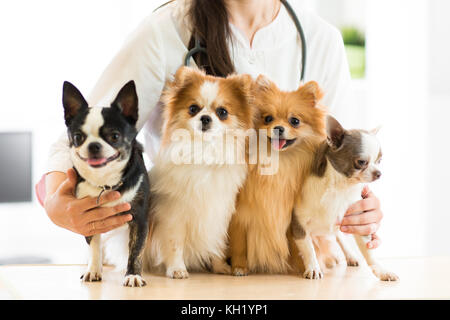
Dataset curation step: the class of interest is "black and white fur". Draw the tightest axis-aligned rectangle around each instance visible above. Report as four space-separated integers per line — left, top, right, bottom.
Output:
62 81 150 287
291 115 399 281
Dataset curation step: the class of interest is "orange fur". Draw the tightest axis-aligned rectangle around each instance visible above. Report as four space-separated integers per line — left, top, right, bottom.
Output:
229 76 327 275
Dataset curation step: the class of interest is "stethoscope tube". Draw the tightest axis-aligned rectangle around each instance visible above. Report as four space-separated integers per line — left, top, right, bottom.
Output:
156 0 307 82
184 37 207 67
281 0 307 82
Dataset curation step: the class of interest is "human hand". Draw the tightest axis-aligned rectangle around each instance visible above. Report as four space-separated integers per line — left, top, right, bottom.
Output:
44 168 132 236
340 186 383 249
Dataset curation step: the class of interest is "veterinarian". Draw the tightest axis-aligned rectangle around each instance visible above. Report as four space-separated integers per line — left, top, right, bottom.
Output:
38 0 383 249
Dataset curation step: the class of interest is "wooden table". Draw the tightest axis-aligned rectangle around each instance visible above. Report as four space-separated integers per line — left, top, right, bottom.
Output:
0 257 449 300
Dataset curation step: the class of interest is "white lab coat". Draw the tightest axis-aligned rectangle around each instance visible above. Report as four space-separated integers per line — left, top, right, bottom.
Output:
45 0 355 173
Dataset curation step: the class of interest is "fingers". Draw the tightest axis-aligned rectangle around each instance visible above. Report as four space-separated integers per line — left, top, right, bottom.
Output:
69 205 132 237
361 185 371 199
83 214 133 237
340 222 379 236
345 196 380 216
341 209 382 226
78 191 122 211
341 191 383 237
66 168 78 184
82 202 131 225
57 169 78 195
367 234 382 249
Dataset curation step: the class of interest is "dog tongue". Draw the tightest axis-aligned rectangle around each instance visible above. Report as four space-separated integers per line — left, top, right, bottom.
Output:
87 158 107 166
272 138 286 150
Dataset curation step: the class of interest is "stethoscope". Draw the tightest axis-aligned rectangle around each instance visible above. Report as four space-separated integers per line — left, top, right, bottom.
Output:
156 0 307 82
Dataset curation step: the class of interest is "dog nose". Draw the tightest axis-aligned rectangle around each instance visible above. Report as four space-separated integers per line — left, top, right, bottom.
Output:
373 170 382 180
88 142 102 155
200 115 212 125
273 126 285 135
200 115 212 132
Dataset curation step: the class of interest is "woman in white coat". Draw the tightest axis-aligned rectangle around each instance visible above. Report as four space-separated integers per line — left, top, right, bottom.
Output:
39 0 383 258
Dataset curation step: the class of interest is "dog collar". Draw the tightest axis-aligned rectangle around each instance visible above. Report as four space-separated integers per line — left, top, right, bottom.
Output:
96 181 124 205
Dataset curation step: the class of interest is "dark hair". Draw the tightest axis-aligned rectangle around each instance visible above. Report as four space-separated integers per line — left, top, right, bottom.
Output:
187 0 235 77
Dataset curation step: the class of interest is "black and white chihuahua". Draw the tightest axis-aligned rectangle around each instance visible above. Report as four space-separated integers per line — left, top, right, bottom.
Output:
62 81 150 287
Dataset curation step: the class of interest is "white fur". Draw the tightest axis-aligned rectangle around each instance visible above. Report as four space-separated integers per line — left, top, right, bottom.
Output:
199 81 219 107
145 141 247 277
360 132 382 182
81 107 103 137
296 161 364 236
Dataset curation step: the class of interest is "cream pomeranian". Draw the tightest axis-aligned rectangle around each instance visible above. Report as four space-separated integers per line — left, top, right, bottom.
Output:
144 67 255 278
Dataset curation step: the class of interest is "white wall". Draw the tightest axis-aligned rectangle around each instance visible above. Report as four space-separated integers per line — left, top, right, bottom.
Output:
364 0 429 257
425 0 450 255
428 0 450 95
313 0 450 257
315 0 366 31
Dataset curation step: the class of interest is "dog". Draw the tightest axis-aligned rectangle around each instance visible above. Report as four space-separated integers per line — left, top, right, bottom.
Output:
62 80 150 287
229 76 327 275
144 67 254 278
291 115 399 281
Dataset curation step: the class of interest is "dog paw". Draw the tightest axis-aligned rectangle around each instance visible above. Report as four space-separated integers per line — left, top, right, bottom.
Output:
324 256 340 269
80 271 102 282
303 267 323 280
346 257 360 267
371 265 399 281
232 267 248 277
212 262 231 275
167 267 189 279
123 274 147 287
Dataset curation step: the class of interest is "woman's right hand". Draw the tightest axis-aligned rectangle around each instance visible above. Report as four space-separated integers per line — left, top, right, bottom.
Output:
44 168 133 237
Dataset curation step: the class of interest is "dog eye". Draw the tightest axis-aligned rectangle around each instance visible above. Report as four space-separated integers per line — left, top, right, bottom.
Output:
73 132 85 147
289 117 300 127
216 107 228 120
354 159 368 169
189 104 201 116
264 115 273 124
110 132 121 143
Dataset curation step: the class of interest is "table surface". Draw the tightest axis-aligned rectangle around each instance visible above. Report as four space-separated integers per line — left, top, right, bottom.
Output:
0 256 449 300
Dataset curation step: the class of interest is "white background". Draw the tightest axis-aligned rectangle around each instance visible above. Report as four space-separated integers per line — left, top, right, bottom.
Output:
0 0 449 264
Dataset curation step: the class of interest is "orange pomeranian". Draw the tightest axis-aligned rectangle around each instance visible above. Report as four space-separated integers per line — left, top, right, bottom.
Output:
228 76 327 275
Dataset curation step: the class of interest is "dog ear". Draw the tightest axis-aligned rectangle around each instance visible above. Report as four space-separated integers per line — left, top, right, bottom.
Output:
171 66 205 88
111 80 139 126
226 73 253 98
296 81 323 107
62 81 88 126
369 125 381 136
326 115 345 149
252 74 275 92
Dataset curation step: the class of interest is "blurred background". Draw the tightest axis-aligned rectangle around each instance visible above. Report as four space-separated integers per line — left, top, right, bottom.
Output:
0 0 448 265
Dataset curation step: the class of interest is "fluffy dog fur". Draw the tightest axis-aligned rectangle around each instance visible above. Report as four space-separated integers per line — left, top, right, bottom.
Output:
143 67 254 278
229 76 327 275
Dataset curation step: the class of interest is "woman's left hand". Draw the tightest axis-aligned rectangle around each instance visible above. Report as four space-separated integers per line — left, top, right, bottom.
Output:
340 186 383 249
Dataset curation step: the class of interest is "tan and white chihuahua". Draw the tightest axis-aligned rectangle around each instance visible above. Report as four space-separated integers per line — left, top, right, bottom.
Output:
291 115 399 281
